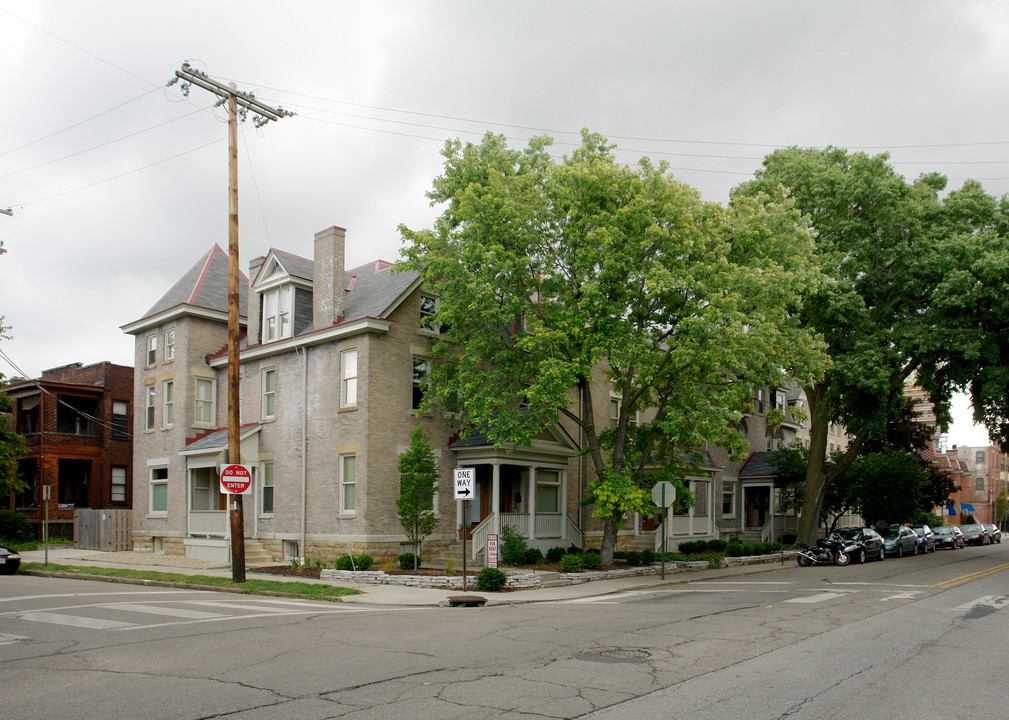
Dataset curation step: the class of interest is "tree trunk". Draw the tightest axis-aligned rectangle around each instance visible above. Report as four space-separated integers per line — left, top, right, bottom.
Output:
599 514 619 566
796 384 829 545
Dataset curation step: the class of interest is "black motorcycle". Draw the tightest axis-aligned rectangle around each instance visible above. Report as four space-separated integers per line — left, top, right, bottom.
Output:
796 537 851 567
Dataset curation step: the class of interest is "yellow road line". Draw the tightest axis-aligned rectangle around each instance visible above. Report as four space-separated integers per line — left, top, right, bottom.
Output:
931 562 1009 590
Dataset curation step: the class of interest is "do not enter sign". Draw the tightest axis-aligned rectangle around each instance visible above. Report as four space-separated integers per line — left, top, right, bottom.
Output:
219 464 253 495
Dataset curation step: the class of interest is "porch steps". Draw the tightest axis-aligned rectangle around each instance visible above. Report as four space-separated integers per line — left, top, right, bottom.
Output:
424 543 472 571
243 539 274 566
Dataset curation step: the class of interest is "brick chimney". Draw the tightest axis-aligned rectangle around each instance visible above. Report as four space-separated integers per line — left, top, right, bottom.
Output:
313 226 346 330
247 255 266 344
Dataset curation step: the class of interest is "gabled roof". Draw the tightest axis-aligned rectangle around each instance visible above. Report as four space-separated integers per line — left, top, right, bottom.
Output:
142 245 249 320
255 249 313 286
345 263 419 321
738 451 784 478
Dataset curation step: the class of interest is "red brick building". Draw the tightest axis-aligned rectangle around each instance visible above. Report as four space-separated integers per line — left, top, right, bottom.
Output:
3 362 133 537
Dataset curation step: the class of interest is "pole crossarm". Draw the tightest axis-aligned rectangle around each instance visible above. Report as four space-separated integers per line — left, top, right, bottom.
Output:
169 62 295 127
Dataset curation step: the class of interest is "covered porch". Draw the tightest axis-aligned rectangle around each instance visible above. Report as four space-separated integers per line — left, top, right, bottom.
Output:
451 424 581 562
177 424 261 561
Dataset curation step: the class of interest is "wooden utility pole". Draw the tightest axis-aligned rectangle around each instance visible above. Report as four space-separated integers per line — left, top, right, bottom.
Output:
170 63 293 582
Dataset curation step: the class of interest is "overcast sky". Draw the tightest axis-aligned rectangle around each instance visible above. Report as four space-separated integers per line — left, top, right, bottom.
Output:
0 1 1003 447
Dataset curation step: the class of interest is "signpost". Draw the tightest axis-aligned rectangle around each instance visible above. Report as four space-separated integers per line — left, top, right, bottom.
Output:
455 467 475 590
651 481 677 580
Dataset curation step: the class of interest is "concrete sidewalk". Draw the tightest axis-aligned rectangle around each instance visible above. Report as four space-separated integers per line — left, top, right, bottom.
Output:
16 546 793 607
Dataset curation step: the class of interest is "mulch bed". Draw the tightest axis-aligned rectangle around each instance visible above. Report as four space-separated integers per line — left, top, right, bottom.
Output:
250 562 623 579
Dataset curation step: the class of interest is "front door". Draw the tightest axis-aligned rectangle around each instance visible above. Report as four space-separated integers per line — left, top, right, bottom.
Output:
745 487 769 529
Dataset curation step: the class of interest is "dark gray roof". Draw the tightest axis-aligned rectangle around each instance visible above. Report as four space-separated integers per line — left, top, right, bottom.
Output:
143 245 249 319
344 264 419 320
272 249 313 282
738 451 785 478
183 423 260 452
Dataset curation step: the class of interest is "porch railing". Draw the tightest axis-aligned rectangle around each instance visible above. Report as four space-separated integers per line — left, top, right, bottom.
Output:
471 512 580 561
189 510 228 537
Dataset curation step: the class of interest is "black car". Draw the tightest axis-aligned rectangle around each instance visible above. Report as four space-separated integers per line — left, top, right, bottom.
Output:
0 545 21 575
960 523 990 546
933 525 965 549
829 527 886 563
984 524 1001 544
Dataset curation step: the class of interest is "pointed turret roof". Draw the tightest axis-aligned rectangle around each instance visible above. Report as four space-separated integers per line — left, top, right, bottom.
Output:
143 244 248 319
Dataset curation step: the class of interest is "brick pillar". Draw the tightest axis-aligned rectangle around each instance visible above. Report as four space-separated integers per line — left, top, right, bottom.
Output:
313 226 347 330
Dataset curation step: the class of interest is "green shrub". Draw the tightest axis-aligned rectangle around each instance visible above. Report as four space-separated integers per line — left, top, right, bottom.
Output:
623 551 644 566
581 552 602 570
334 554 372 570
677 540 702 555
0 510 33 543
334 555 354 570
707 539 727 552
546 546 567 562
640 549 656 565
524 547 544 566
354 554 374 570
398 552 422 570
500 525 529 566
725 540 745 557
559 554 583 572
476 567 507 591
708 555 724 568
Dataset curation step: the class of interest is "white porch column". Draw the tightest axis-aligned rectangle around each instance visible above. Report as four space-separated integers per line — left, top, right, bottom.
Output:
560 468 567 531
491 461 501 539
528 466 537 540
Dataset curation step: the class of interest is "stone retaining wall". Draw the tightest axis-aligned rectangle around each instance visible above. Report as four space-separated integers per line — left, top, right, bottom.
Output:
320 553 794 590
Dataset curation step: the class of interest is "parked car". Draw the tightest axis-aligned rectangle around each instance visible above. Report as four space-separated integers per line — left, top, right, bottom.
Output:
829 527 886 563
933 525 965 549
909 524 936 553
0 545 21 575
960 523 990 546
984 524 1001 544
879 525 919 557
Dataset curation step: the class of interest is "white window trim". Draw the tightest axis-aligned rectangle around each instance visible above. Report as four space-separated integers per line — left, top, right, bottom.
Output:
339 453 357 514
145 384 156 431
194 377 217 428
146 334 158 366
260 462 274 516
164 327 175 361
262 368 276 421
420 293 440 333
149 465 168 517
261 286 293 343
341 348 358 408
163 380 174 429
111 466 127 503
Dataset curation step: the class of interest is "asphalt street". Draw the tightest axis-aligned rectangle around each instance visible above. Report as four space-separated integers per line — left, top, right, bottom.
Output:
2 541 1007 719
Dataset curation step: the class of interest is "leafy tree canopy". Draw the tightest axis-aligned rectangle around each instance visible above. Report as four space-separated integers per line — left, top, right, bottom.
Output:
396 426 439 569
0 316 28 496
735 147 1009 543
401 130 828 563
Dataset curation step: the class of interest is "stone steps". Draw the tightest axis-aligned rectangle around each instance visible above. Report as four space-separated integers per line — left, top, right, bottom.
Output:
243 539 274 565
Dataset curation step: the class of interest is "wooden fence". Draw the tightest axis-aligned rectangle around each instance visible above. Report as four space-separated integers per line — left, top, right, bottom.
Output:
74 509 132 551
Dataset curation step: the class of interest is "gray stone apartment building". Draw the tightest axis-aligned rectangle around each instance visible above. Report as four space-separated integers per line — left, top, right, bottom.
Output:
122 224 841 565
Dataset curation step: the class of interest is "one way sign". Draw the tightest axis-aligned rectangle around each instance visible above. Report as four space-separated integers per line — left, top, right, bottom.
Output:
454 467 475 500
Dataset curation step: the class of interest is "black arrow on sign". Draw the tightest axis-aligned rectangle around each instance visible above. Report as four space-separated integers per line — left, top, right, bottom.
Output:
458 488 472 497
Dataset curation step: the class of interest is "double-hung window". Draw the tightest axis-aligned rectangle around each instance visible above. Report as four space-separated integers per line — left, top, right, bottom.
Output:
150 467 168 515
190 468 215 511
164 328 175 361
340 454 356 512
262 368 276 420
112 400 129 439
163 380 174 428
146 335 158 366
535 470 560 513
412 356 429 410
420 294 438 331
341 349 358 407
111 467 127 503
261 462 274 514
194 378 215 426
145 385 156 430
262 286 292 343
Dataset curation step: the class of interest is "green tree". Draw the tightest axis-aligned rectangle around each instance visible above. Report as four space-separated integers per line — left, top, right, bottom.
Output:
0 318 28 496
396 426 439 570
401 131 827 564
736 147 1009 544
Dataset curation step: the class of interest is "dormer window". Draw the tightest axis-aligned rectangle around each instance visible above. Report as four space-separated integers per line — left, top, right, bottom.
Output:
262 286 292 342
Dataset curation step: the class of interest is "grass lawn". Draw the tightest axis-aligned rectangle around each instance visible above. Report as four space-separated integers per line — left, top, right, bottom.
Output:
20 563 360 602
